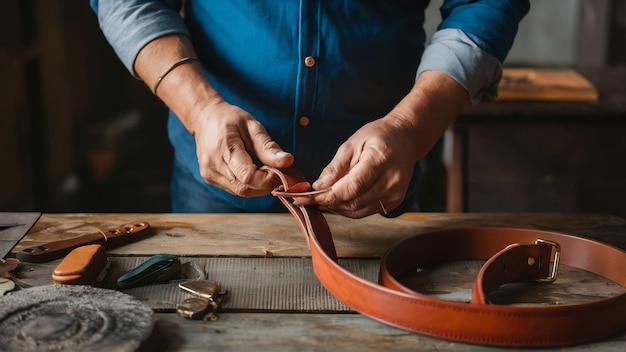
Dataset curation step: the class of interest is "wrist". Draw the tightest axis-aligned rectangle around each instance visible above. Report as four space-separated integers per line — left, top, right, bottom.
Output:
151 57 200 96
386 71 468 158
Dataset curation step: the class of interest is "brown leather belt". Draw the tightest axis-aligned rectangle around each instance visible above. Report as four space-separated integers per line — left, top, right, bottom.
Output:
264 166 626 347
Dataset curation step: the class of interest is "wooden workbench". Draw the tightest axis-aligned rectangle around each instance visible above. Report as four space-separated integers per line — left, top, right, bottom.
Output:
9 212 626 351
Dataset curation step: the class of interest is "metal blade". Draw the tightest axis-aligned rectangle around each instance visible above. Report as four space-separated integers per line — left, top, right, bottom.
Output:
0 213 41 259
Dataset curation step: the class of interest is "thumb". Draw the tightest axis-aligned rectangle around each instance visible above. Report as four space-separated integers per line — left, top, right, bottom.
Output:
312 152 351 190
261 146 294 169
250 132 294 169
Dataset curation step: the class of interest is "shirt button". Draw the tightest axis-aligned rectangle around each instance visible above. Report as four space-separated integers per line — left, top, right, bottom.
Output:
299 116 310 127
304 56 316 68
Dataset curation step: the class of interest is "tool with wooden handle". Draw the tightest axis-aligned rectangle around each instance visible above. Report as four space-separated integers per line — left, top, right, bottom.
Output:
16 221 152 263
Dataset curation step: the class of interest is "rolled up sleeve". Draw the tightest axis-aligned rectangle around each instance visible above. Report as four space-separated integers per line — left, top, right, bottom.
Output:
90 0 190 77
417 0 530 103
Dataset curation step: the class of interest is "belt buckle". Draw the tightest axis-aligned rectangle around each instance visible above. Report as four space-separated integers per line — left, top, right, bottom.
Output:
534 238 561 283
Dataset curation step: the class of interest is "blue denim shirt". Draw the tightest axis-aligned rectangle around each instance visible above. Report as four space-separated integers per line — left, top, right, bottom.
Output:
91 0 529 212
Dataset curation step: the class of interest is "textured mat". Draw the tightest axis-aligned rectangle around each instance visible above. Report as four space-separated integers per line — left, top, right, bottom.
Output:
99 256 379 313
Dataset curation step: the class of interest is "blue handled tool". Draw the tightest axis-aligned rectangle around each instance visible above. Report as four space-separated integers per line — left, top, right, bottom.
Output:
116 253 181 289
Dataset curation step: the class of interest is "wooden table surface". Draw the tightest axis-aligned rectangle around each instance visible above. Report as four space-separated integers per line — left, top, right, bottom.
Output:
9 212 626 351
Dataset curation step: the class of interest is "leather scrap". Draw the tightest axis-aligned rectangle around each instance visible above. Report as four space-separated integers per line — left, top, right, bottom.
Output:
0 258 19 278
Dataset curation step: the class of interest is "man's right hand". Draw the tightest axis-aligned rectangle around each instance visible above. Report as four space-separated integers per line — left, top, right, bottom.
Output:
190 100 294 197
135 34 293 197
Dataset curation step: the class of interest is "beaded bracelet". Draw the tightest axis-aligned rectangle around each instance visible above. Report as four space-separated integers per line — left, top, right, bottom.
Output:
152 57 199 95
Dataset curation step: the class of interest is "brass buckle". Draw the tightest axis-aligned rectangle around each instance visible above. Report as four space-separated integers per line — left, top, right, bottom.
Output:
177 280 228 321
534 238 561 283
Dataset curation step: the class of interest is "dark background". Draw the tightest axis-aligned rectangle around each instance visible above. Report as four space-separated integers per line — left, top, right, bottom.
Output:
2 0 171 212
1 0 625 215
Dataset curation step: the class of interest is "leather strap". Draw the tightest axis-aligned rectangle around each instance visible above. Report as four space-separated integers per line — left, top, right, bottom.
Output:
263 165 626 347
17 221 152 263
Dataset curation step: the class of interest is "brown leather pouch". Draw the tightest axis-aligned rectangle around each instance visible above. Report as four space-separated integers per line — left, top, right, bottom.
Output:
52 244 109 285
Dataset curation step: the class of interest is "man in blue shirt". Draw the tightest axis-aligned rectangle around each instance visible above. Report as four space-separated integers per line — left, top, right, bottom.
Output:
91 1 529 218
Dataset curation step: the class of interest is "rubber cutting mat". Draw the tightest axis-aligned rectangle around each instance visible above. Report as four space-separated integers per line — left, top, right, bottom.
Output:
15 255 623 314
100 256 380 312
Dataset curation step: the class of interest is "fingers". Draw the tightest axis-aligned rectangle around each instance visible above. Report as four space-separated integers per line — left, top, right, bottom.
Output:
199 154 279 198
310 137 359 193
294 154 399 218
294 183 398 219
222 121 292 195
245 120 294 169
293 119 415 218
196 109 290 197
318 185 399 219
207 144 280 197
321 194 393 219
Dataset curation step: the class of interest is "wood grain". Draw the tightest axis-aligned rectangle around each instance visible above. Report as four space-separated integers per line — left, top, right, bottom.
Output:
14 213 626 258
9 213 626 351
144 312 626 352
498 68 599 102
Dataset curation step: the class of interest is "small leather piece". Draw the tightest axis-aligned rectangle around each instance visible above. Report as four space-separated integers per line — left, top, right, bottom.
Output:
0 258 20 278
52 244 108 285
263 165 626 347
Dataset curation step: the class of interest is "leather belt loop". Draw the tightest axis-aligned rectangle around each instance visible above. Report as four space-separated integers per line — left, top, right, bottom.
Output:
471 242 554 304
264 165 626 347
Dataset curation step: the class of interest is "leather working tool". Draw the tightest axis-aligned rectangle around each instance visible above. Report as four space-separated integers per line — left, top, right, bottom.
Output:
17 221 152 263
117 253 181 289
52 244 110 285
263 165 626 347
0 224 23 231
177 280 227 321
0 212 41 259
